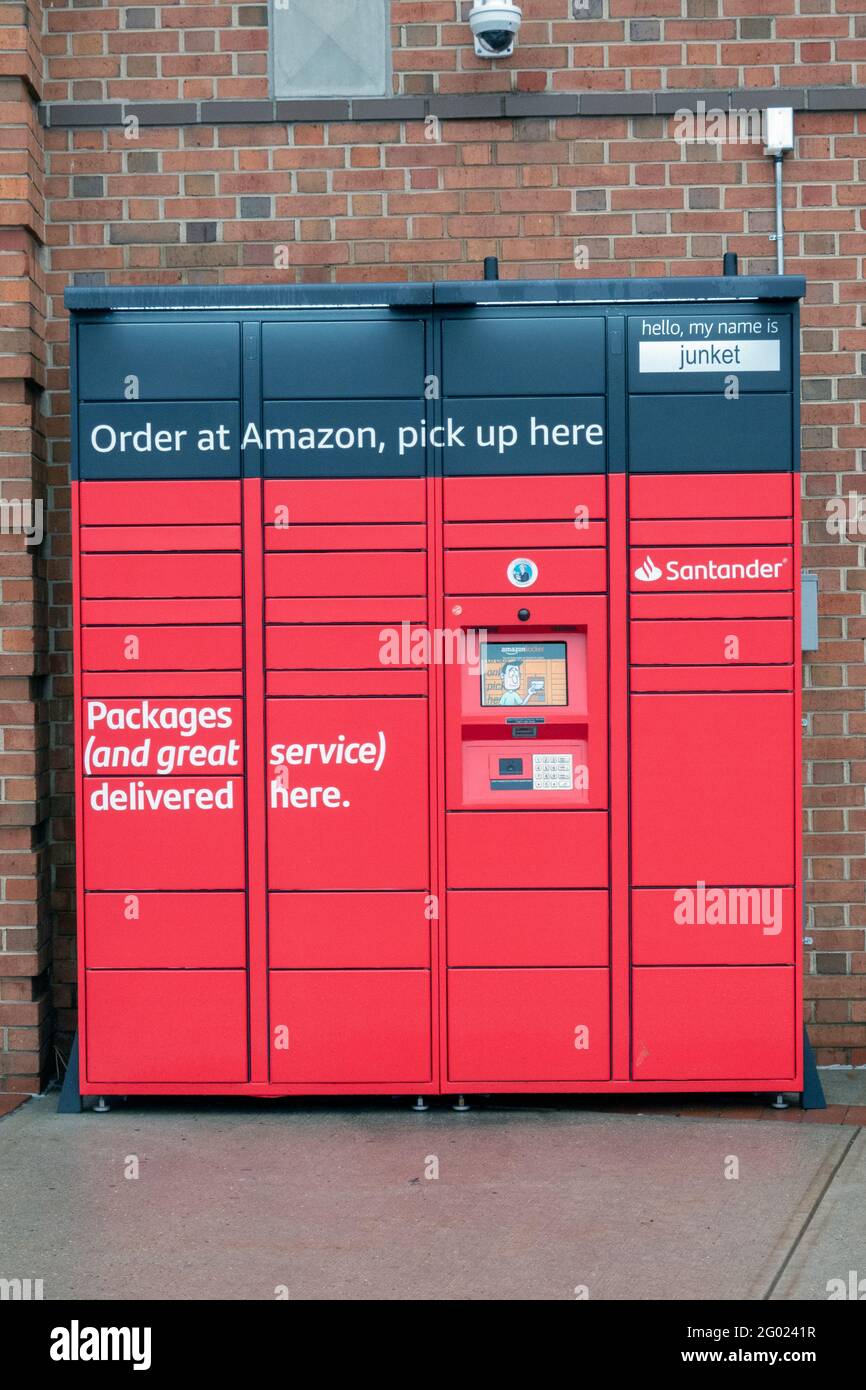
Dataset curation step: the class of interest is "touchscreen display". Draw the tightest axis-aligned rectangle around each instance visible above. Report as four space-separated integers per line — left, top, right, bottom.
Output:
480 641 568 707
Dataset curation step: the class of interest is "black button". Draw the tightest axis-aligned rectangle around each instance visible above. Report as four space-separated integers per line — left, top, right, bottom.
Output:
518 608 530 622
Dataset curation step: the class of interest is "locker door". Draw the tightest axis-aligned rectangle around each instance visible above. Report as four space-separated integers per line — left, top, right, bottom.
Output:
448 968 610 1082
631 693 795 887
86 970 248 1084
82 777 246 890
269 971 431 1084
632 967 796 1081
267 698 429 891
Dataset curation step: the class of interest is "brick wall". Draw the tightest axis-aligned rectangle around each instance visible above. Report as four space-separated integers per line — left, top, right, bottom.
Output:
38 0 866 104
0 0 53 1093
2 1 865 1088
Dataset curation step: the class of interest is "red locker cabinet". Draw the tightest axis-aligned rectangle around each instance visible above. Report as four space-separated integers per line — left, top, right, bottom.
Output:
75 466 250 1088
627 462 800 1090
70 280 803 1101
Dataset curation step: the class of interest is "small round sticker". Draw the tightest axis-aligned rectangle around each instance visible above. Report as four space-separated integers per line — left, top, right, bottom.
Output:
507 557 538 589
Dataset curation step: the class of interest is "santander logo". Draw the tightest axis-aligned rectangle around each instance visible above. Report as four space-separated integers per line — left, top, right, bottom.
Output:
633 555 663 583
632 552 789 585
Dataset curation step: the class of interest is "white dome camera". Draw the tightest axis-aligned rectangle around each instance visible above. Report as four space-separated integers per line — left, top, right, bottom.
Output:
469 1 523 58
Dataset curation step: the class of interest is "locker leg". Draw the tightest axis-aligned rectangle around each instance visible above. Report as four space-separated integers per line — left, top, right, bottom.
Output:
93 1096 111 1114
56 1035 82 1115
411 1096 429 1112
452 1094 471 1113
801 1027 827 1110
771 1093 790 1110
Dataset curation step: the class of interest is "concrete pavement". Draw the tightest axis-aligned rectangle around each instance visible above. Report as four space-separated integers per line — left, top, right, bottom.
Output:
0 1093 863 1300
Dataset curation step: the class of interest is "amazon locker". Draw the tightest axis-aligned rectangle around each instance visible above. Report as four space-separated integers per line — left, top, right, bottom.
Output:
67 273 804 1099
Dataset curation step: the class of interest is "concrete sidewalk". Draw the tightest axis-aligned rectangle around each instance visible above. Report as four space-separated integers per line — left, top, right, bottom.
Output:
0 1094 862 1301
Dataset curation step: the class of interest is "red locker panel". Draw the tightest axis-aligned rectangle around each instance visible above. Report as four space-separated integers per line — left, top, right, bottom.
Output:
81 598 243 626
81 626 242 672
263 477 425 525
266 597 428 624
85 891 246 968
447 812 608 889
447 890 608 967
80 480 242 526
269 892 430 968
81 526 241 553
441 596 603 635
82 776 246 890
266 624 426 670
631 694 795 886
632 966 796 1080
631 888 795 966
81 553 242 599
444 521 606 550
267 698 429 890
268 670 428 698
630 518 792 546
86 970 248 1083
447 968 610 1082
628 473 792 519
631 618 793 666
266 523 425 552
82 700 244 778
81 698 244 776
266 551 426 598
444 474 606 521
269 970 431 1083
631 665 794 693
81 672 245 698
630 591 793 621
445 548 606 595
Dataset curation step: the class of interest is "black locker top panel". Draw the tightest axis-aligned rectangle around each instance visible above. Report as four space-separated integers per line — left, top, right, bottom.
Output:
67 277 803 480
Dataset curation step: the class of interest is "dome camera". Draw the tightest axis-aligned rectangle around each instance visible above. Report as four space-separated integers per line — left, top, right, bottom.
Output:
469 1 523 58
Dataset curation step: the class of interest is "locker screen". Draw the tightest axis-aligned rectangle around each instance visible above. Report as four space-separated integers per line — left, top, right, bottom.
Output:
480 641 568 708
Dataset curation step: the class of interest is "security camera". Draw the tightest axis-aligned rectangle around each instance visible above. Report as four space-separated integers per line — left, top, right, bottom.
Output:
469 1 523 58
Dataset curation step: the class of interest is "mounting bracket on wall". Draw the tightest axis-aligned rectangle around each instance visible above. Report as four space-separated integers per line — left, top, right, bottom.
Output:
765 107 795 274
801 1029 827 1110
801 571 819 651
57 1033 82 1113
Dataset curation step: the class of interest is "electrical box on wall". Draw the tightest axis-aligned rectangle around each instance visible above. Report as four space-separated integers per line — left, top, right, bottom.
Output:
67 274 805 1099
